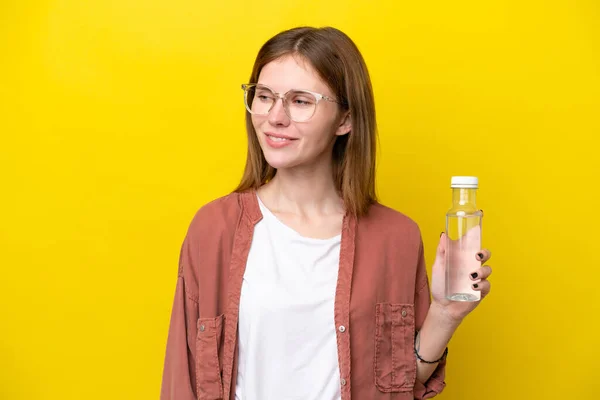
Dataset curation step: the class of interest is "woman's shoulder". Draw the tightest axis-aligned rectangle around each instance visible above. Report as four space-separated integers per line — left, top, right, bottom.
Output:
197 191 243 215
186 191 245 236
361 202 422 239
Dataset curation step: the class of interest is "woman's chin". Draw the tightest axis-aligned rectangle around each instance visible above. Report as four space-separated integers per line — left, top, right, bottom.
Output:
264 158 295 170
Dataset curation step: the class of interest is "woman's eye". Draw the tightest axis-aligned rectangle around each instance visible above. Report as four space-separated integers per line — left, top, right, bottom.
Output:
256 91 274 101
291 96 314 106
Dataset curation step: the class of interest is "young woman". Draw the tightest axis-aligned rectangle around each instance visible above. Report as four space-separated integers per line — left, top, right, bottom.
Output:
161 26 493 400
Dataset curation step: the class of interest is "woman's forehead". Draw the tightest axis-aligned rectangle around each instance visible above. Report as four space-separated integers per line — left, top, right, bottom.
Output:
257 55 330 94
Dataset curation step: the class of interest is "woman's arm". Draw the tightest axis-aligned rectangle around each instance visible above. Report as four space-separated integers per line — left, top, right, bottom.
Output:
412 232 493 398
161 233 200 400
160 275 199 400
414 303 461 384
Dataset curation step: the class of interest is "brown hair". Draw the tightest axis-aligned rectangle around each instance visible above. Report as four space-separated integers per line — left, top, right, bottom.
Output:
234 26 377 217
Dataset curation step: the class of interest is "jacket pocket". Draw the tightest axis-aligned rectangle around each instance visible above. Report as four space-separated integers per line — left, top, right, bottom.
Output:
374 303 416 392
196 314 225 400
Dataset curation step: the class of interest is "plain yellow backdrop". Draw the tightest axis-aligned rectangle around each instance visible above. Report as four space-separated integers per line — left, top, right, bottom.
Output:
1 1 599 399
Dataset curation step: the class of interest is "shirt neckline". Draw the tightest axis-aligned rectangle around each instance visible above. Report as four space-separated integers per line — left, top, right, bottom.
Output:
256 193 342 244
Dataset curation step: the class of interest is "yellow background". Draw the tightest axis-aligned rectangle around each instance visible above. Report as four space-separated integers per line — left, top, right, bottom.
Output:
1 1 599 399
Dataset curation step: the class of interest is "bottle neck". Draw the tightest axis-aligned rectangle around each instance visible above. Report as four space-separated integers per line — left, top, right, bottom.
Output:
452 188 478 208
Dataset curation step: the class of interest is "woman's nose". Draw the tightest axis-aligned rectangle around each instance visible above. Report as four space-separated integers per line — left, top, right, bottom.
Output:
268 96 290 125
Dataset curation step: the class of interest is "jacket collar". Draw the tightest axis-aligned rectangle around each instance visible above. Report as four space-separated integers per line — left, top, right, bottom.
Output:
239 189 263 225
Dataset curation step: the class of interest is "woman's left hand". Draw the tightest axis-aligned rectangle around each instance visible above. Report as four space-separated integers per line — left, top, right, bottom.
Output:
429 232 493 323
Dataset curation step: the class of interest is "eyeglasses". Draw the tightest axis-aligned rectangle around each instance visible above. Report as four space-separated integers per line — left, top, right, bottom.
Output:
241 83 343 123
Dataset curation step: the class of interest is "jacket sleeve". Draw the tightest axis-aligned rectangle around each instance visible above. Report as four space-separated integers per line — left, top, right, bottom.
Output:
160 233 200 400
413 238 447 399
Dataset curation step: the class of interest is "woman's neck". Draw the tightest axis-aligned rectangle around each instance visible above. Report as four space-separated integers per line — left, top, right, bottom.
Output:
258 165 344 217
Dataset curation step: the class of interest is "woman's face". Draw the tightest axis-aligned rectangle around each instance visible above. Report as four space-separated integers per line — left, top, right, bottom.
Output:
251 55 351 172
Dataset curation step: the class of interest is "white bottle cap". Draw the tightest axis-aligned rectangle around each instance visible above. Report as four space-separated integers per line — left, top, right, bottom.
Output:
451 176 478 188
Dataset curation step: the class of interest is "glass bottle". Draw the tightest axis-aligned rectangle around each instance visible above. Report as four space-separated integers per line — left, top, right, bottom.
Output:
445 176 483 302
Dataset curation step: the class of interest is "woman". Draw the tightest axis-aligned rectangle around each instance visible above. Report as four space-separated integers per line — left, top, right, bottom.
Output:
161 26 493 400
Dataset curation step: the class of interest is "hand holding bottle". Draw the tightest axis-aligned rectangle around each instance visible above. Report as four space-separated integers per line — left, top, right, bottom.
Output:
429 176 494 323
429 234 493 323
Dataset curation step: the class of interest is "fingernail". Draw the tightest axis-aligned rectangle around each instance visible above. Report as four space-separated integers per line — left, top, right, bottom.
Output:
477 253 484 260
471 272 478 279
473 283 479 289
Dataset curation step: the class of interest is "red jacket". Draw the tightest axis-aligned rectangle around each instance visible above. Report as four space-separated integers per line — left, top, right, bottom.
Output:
161 190 446 399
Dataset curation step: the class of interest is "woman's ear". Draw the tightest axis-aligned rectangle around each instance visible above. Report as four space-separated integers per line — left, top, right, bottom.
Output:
335 112 352 136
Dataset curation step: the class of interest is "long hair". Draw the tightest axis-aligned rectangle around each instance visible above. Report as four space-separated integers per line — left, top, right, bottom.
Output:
234 26 377 217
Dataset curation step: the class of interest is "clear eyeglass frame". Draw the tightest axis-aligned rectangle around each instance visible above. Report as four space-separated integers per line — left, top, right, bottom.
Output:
241 83 344 122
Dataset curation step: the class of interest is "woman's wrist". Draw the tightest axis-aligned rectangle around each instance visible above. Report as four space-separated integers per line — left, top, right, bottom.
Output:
429 301 463 333
414 302 461 382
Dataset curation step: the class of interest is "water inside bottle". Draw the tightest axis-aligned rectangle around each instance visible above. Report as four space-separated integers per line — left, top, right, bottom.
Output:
446 214 481 302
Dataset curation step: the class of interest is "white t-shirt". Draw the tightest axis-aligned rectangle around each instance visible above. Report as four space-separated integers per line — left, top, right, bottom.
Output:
235 195 343 400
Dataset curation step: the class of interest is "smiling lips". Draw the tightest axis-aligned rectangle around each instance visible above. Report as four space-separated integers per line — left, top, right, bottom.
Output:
264 132 298 148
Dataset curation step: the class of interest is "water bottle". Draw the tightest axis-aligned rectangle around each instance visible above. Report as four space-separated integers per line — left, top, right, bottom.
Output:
445 176 483 302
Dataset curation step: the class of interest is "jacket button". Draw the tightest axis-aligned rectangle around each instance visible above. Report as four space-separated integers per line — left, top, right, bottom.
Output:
338 325 346 333
341 378 347 386
199 324 206 332
401 310 407 317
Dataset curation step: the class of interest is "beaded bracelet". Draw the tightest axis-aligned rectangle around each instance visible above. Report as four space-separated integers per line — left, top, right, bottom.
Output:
415 346 448 364
414 331 448 364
